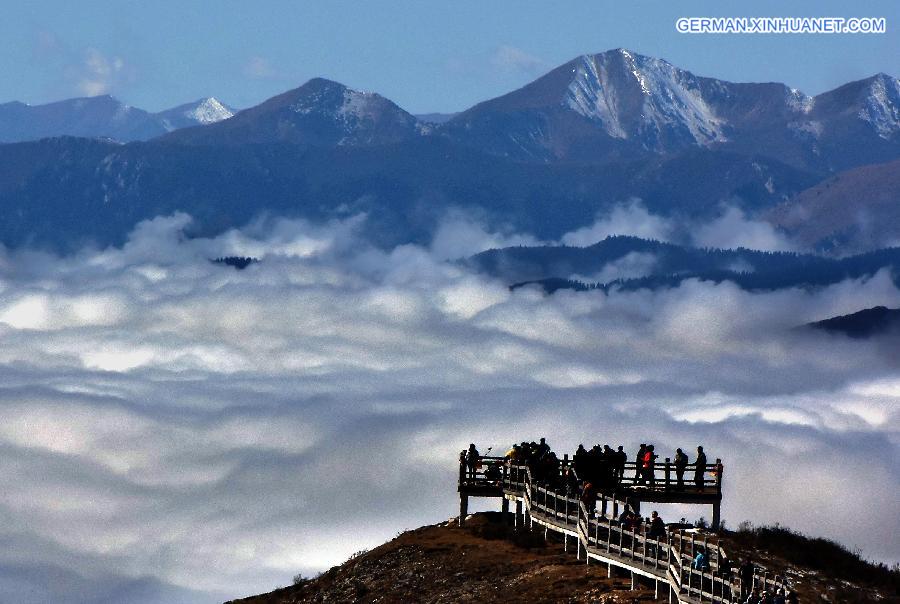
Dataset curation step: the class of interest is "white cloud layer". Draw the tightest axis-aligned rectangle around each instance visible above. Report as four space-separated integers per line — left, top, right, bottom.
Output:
0 213 897 603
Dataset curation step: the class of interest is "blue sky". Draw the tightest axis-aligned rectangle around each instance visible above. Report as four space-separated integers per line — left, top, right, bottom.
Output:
2 0 898 113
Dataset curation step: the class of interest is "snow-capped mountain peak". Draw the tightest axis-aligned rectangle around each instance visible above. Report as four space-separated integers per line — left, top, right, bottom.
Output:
289 79 383 120
563 50 726 148
154 97 235 132
858 73 900 139
187 97 233 124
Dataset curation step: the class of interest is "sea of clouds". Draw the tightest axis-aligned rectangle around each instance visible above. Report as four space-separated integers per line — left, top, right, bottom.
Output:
0 208 897 603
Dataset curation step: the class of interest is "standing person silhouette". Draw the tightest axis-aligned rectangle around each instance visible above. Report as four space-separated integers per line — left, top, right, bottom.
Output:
674 447 688 488
615 446 626 482
694 446 707 489
466 443 480 480
642 444 657 486
634 444 646 484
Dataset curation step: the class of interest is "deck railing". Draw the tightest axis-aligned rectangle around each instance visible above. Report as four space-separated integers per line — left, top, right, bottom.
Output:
461 455 723 495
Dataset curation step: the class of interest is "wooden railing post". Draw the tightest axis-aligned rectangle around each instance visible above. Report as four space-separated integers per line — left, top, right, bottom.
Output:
631 524 637 561
576 499 582 560
459 492 468 526
664 457 671 490
607 516 612 553
703 535 708 565
643 523 648 565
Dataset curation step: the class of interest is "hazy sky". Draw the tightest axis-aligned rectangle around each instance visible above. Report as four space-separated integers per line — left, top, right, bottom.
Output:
1 0 898 112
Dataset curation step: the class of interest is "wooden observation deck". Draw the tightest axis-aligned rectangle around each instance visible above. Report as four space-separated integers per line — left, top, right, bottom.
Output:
457 453 789 603
460 455 724 529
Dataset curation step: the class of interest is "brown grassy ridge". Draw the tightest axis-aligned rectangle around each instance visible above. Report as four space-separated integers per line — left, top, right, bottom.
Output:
226 512 657 604
227 513 900 604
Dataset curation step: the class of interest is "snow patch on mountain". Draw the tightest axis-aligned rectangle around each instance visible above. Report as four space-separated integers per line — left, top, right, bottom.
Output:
565 55 627 138
338 89 378 120
112 103 135 122
858 74 900 139
787 88 814 114
620 49 651 95
290 84 382 123
789 119 824 139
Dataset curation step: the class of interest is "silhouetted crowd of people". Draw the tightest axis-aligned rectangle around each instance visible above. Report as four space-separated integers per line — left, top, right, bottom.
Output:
498 438 718 492
573 443 626 490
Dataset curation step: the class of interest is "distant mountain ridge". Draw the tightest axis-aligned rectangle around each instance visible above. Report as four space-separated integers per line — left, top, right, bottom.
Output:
440 49 900 171
767 158 900 252
806 306 900 338
5 48 896 168
0 95 233 143
467 236 900 293
0 139 820 250
162 78 418 146
0 48 898 251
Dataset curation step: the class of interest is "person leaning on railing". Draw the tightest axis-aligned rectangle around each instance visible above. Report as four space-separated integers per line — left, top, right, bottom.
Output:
647 510 666 557
648 510 666 540
692 546 710 570
580 481 597 517
483 460 501 484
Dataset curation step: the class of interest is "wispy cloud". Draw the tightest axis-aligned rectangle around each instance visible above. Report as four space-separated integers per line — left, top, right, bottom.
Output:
243 55 278 80
490 44 550 76
561 199 677 246
31 30 62 60
69 48 130 97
